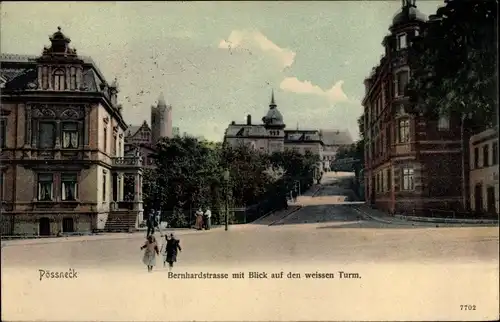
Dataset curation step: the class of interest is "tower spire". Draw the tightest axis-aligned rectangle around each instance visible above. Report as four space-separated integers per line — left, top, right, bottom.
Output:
269 89 277 109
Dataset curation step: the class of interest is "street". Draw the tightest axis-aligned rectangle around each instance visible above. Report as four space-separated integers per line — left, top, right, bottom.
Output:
2 172 499 321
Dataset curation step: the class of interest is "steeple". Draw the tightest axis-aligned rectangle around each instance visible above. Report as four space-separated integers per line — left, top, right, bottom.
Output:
157 92 166 107
269 89 277 109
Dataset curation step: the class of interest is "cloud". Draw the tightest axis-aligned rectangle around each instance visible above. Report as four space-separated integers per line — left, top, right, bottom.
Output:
279 77 350 103
219 30 296 69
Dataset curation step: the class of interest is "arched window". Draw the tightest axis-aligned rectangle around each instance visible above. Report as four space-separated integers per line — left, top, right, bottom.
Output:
53 69 65 91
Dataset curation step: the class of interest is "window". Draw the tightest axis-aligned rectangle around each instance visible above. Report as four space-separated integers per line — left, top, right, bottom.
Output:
0 118 6 148
42 67 48 89
474 147 479 168
402 167 414 191
395 71 409 97
53 69 65 91
386 169 391 191
38 122 56 148
0 171 4 201
61 173 78 201
415 29 419 37
437 115 450 130
483 144 489 167
492 142 498 165
70 67 77 90
102 171 107 202
71 74 77 90
103 127 108 152
113 135 117 156
118 139 122 157
37 173 54 201
396 33 407 50
62 122 79 149
398 119 410 143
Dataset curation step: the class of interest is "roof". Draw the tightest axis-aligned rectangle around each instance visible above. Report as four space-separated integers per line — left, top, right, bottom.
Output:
319 130 353 146
391 1 427 27
126 121 151 137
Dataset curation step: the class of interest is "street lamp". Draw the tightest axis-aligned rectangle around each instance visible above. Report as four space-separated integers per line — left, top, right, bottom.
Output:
223 169 230 231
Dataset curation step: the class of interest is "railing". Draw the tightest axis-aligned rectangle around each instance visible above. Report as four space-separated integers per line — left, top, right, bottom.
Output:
112 156 143 166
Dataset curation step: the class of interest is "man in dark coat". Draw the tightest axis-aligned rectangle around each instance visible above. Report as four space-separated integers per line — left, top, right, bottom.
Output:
163 233 182 271
146 210 155 237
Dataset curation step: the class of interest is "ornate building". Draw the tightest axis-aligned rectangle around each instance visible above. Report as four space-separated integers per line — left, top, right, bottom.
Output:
362 0 464 215
224 91 352 171
0 28 143 235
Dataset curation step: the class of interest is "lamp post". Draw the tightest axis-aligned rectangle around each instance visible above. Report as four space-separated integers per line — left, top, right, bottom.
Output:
223 169 230 231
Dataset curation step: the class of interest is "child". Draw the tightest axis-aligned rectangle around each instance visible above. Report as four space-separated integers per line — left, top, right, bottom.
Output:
140 235 159 272
161 233 182 271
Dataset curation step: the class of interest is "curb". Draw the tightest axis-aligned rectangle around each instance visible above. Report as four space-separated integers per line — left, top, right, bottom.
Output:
395 215 499 225
269 206 303 226
351 207 397 225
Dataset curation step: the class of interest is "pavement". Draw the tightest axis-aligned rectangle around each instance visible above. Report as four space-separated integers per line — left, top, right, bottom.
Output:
2 171 498 321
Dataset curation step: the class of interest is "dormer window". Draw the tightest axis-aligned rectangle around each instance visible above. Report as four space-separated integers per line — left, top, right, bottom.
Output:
396 33 407 50
53 69 65 91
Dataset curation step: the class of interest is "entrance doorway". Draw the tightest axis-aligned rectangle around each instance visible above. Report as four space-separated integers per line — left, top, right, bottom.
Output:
39 217 50 236
474 184 483 213
486 186 496 214
63 217 74 233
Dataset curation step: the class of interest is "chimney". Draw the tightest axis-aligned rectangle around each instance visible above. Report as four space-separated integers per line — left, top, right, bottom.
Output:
246 114 252 125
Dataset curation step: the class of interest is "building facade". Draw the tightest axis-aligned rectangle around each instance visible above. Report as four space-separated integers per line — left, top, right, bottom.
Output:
124 93 172 166
469 127 499 215
362 1 465 215
319 130 354 170
0 28 143 235
223 91 350 163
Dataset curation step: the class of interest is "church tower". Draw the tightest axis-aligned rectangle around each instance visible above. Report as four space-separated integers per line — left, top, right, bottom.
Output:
150 92 172 144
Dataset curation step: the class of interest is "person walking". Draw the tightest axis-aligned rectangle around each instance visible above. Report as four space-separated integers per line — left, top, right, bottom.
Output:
162 233 182 271
146 210 155 237
204 208 212 230
195 208 203 230
140 235 159 272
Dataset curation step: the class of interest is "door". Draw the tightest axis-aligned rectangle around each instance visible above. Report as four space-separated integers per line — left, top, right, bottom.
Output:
486 186 496 214
39 217 50 236
63 217 74 233
474 184 483 213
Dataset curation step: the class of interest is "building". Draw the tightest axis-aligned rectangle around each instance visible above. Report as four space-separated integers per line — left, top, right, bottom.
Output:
224 91 332 159
319 130 354 170
0 28 143 236
362 0 465 215
469 127 499 215
124 93 173 167
173 126 180 137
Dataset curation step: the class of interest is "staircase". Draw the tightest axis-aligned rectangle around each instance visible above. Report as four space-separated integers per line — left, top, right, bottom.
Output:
104 211 138 232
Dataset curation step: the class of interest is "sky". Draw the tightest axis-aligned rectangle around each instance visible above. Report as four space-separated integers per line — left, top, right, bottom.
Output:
1 1 443 142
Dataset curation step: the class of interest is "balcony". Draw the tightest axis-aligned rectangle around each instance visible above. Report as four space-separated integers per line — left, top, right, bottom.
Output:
111 156 143 168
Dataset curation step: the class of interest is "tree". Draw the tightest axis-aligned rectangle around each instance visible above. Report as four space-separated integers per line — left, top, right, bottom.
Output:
408 0 498 128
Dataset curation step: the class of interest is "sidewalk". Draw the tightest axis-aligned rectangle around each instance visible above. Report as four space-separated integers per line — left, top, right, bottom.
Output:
1 227 223 247
351 204 498 226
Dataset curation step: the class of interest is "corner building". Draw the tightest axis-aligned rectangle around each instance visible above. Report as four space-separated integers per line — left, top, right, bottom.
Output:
362 1 464 215
0 28 143 235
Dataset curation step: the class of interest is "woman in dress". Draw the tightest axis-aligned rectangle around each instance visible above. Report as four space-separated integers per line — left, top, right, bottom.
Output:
140 235 159 272
163 233 182 271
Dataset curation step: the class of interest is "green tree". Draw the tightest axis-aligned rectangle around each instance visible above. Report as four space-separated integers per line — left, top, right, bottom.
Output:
408 0 498 128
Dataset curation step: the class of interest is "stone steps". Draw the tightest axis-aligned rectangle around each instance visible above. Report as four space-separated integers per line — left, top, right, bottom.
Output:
104 213 137 232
